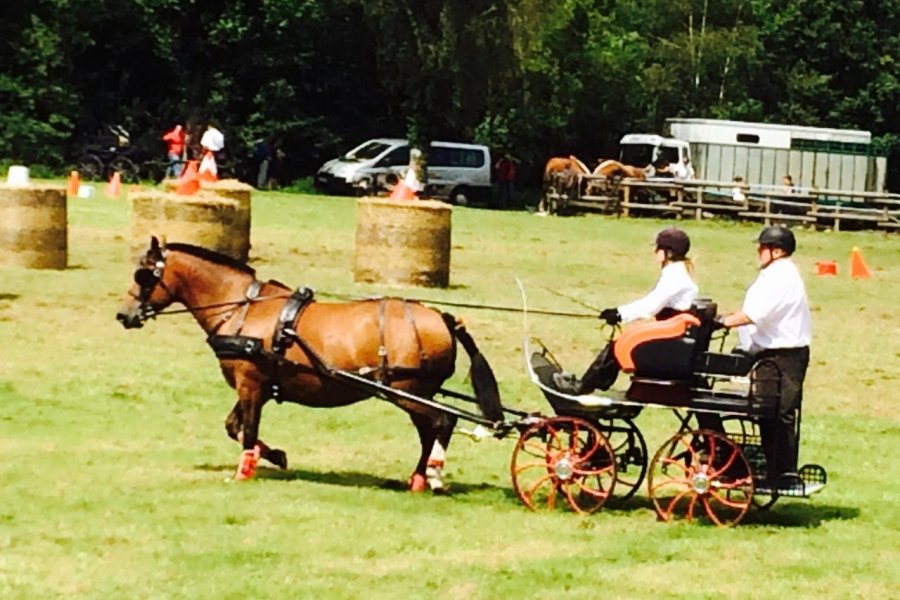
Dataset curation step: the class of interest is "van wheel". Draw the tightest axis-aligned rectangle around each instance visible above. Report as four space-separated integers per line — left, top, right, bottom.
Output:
449 186 470 206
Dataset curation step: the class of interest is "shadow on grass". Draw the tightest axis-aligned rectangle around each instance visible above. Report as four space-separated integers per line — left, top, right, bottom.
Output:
195 463 506 496
0 293 19 301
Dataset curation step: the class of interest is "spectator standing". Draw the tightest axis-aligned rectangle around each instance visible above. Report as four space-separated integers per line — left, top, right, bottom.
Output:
732 176 748 203
254 138 273 189
782 174 796 194
671 156 694 180
200 122 225 158
162 124 186 179
494 153 517 209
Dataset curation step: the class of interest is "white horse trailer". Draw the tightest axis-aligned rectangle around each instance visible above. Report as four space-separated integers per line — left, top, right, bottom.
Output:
666 118 887 192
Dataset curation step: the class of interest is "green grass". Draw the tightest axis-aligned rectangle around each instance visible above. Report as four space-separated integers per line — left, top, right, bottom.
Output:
1 190 898 598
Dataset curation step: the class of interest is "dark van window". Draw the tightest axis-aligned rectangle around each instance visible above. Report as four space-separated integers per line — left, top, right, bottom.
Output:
430 147 484 168
379 145 410 166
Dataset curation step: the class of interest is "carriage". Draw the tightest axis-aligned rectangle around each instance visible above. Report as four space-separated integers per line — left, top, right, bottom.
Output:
517 298 827 525
118 239 826 527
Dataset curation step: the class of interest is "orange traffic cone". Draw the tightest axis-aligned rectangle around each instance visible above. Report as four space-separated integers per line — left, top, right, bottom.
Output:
389 179 416 201
389 168 419 201
176 161 200 195
67 171 80 196
850 247 871 279
198 151 218 182
106 171 121 198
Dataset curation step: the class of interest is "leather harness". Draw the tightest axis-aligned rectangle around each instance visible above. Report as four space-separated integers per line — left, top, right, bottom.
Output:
206 282 434 402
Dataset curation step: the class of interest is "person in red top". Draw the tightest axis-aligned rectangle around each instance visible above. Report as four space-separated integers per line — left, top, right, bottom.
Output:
162 124 186 178
495 152 517 209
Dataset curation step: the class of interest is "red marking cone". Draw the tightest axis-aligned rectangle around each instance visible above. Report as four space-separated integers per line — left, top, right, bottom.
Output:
176 160 201 195
106 171 121 198
67 171 80 196
815 260 837 276
850 247 871 279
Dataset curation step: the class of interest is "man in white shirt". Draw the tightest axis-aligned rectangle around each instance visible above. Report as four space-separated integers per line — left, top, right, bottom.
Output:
200 122 225 156
714 225 812 481
670 156 695 180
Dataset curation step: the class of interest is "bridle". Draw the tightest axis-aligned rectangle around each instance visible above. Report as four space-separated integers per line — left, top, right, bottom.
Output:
128 248 290 327
129 250 176 324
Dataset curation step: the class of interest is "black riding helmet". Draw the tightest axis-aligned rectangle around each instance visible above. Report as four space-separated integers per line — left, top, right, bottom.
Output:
756 225 796 255
655 227 690 258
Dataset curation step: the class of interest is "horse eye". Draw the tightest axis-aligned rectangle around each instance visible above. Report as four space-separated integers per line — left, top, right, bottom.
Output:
134 268 157 287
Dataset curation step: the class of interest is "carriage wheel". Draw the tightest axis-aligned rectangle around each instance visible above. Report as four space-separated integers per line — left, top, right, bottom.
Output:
510 416 616 514
77 154 105 181
596 418 647 502
648 429 753 527
108 156 140 183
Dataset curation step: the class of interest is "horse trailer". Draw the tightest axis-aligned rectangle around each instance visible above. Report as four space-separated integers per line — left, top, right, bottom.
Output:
665 118 888 192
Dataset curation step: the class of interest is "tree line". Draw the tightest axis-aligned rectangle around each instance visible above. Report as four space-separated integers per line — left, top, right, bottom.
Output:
1 0 898 189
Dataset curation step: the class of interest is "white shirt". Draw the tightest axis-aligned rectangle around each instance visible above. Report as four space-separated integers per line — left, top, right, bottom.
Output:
200 127 225 152
732 186 747 202
737 257 812 353
670 161 694 179
618 261 699 323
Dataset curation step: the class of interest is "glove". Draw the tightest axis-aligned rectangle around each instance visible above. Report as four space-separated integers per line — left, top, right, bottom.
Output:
599 307 621 326
711 316 728 332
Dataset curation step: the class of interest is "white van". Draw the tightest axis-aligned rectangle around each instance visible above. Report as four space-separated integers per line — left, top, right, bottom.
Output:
315 138 492 205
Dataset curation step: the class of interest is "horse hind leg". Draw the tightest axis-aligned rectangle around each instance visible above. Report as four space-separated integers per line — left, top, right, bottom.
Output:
408 411 440 493
426 414 458 494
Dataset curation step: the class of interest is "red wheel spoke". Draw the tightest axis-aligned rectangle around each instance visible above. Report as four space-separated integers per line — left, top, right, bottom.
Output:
649 476 691 494
660 457 691 475
701 496 726 527
513 459 554 477
660 489 693 521
524 474 555 504
571 478 610 499
708 489 751 510
572 462 615 477
685 493 699 522
712 447 739 477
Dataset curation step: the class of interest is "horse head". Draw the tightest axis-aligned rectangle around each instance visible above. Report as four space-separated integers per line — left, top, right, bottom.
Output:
116 236 176 329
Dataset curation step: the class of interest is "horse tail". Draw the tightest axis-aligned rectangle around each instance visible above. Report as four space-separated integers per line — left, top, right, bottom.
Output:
441 312 504 423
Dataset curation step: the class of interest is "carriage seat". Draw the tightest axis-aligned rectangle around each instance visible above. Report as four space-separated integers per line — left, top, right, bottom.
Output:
614 299 718 382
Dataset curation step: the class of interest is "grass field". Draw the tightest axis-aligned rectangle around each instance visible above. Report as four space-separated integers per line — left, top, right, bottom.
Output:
1 189 898 599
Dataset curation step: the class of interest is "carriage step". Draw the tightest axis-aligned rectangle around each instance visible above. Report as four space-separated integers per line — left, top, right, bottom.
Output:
755 464 827 497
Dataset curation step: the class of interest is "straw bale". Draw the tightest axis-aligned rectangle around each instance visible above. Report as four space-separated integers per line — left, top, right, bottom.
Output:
354 197 451 287
130 190 250 262
0 184 67 269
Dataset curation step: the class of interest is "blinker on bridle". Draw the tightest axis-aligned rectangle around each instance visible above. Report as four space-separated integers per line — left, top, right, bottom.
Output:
131 253 172 322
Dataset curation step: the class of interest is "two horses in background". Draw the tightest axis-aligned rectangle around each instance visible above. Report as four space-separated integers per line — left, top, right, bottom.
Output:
539 156 647 213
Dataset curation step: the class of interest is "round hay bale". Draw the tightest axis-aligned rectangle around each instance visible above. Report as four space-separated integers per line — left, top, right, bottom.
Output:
0 183 67 269
130 190 250 262
354 197 451 287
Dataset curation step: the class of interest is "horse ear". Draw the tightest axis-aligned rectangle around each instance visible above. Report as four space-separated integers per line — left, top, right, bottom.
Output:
150 236 159 251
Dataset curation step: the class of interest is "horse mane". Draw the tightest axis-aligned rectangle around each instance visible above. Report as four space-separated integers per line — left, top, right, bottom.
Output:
166 243 257 276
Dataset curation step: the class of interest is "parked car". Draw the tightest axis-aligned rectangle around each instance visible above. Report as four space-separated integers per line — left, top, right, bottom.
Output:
315 138 491 205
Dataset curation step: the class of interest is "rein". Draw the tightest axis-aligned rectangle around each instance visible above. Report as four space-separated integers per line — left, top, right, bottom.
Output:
148 292 292 318
315 291 596 319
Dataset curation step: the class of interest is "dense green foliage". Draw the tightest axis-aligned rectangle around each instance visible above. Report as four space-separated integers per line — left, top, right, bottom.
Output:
0 1 898 186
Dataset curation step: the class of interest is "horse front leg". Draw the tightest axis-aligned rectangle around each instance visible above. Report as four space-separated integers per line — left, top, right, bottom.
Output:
224 400 288 471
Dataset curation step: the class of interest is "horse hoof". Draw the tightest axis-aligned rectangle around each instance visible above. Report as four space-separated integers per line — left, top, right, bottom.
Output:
409 472 427 493
268 449 289 470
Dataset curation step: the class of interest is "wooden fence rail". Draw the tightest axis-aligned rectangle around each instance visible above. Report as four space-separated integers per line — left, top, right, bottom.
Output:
544 173 900 232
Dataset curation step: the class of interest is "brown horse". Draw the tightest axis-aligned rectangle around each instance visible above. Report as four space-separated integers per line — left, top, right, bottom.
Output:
593 159 648 180
539 155 590 212
116 237 503 492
